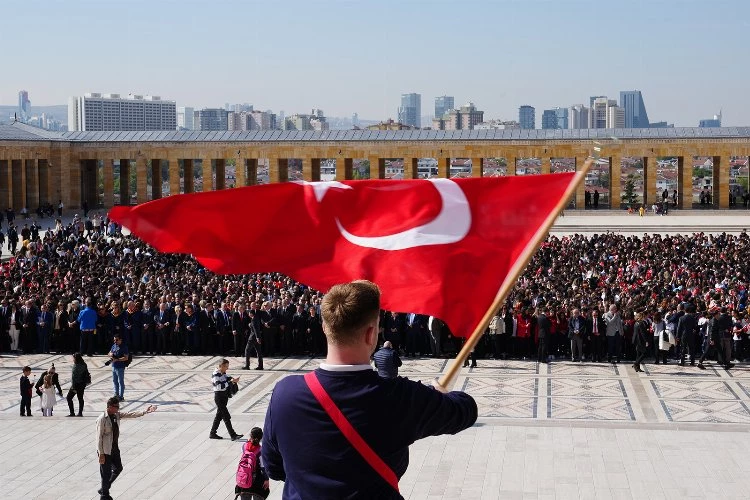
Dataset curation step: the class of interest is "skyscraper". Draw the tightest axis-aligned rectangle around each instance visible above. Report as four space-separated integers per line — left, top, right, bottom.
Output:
432 102 484 130
519 105 535 129
398 93 421 128
589 98 620 129
619 90 650 128
541 110 558 129
555 107 569 129
194 108 229 131
569 105 589 129
18 90 31 122
177 106 194 130
434 95 454 120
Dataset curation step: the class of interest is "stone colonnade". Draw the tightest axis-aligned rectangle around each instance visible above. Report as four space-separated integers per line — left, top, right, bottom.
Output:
0 142 746 210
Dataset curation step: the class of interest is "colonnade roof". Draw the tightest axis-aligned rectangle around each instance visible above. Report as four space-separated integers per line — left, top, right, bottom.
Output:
3 122 750 143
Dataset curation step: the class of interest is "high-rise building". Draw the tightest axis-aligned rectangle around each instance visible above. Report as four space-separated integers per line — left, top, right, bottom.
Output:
177 106 194 130
194 108 229 131
434 96 455 121
231 103 253 113
248 110 275 130
228 111 251 131
606 105 625 128
569 105 589 129
68 93 177 131
432 102 484 130
555 107 569 129
398 93 421 128
519 105 535 129
541 109 558 129
589 96 606 108
699 112 722 127
589 98 619 129
18 90 31 122
619 90 650 128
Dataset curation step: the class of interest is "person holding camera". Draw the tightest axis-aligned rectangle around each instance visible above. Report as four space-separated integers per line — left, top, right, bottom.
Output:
210 358 243 441
106 334 129 402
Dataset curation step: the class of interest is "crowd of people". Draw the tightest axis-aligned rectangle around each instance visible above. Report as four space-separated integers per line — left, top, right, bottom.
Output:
0 212 748 373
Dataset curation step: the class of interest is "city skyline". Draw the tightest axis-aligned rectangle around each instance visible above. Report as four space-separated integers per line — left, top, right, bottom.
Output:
2 0 748 127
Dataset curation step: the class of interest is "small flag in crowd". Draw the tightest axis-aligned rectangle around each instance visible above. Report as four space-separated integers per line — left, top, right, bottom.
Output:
109 174 575 339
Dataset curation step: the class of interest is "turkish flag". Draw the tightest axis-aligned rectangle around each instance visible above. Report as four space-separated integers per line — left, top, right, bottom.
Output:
109 174 575 338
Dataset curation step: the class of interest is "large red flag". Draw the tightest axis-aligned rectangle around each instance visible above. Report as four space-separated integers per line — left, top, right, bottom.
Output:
109 174 574 339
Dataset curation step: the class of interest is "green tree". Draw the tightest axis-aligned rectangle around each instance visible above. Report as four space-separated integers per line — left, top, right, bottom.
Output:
621 174 637 207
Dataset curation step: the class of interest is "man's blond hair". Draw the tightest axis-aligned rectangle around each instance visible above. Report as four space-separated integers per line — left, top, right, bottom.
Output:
321 280 380 346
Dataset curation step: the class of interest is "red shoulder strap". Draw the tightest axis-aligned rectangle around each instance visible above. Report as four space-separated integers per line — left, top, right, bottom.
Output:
303 371 399 493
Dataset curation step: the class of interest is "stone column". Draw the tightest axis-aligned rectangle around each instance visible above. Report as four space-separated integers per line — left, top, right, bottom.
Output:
269 158 288 183
235 158 246 187
151 159 162 200
201 158 212 192
643 156 656 205
25 159 39 211
183 159 194 193
136 158 149 204
678 156 691 209
11 159 26 211
575 157 586 209
540 157 551 175
168 156 180 196
368 156 384 179
49 144 72 209
715 156 730 208
215 159 226 189
302 158 320 181
610 155 622 209
436 158 449 178
120 159 131 205
336 158 353 181
0 160 11 209
471 157 483 177
247 159 258 185
103 159 114 208
81 159 98 209
38 159 49 206
506 155 516 176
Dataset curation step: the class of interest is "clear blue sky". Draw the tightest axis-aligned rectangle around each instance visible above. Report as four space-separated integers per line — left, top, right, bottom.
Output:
3 0 749 126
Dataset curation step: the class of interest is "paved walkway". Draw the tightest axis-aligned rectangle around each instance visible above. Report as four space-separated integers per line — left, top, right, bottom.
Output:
2 353 750 499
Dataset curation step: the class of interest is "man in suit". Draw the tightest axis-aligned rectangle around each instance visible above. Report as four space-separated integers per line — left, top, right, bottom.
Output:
587 308 606 362
21 300 38 354
277 298 295 356
536 307 551 363
140 300 155 355
383 312 404 353
153 302 172 355
405 312 425 357
243 310 264 370
122 301 142 353
198 301 216 355
427 316 444 358
259 301 277 356
0 297 9 352
36 304 53 354
214 302 232 355
291 304 307 354
568 308 585 362
677 304 699 366
232 304 250 356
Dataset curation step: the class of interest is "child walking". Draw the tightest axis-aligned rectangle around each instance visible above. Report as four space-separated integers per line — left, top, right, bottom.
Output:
40 374 56 417
19 366 32 417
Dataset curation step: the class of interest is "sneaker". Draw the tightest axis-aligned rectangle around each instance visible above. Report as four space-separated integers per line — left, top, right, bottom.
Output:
118 396 125 402
231 434 244 441
209 434 223 440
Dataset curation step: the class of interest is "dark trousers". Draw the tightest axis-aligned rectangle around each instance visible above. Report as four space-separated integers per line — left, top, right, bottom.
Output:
211 391 236 437
233 332 243 355
591 335 604 361
214 333 225 355
634 347 648 368
37 329 49 353
245 337 263 369
67 385 85 415
607 335 621 362
406 331 419 356
100 448 123 497
80 330 94 356
20 394 31 416
537 337 547 362
570 335 584 361
679 333 696 364
142 330 154 354
155 333 166 354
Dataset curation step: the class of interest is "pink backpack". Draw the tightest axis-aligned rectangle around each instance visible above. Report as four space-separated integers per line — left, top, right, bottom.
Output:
236 443 258 489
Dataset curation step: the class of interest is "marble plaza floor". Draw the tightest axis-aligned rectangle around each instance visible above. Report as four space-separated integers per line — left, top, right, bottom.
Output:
2 353 750 499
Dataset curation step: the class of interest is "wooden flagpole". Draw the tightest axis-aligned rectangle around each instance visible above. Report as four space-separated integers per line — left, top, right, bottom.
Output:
437 155 597 390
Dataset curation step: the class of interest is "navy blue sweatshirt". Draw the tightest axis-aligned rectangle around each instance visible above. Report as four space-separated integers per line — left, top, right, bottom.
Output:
262 368 477 499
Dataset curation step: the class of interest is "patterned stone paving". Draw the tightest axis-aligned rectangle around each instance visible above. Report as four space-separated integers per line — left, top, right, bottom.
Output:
4 353 750 499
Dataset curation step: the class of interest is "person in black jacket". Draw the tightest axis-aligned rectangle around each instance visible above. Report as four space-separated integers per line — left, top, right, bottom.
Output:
536 307 552 363
632 311 650 372
372 341 402 378
291 305 307 354
67 353 89 417
20 366 33 417
677 305 699 366
232 304 250 356
35 364 63 408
